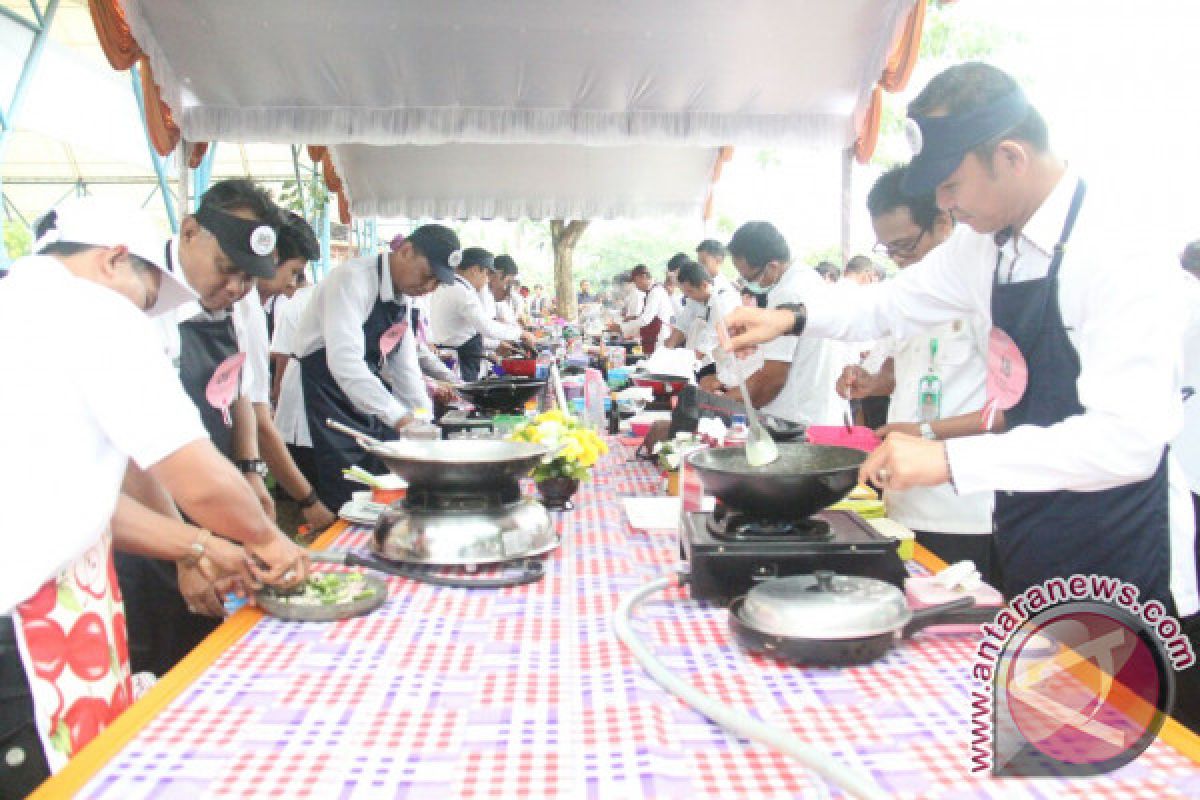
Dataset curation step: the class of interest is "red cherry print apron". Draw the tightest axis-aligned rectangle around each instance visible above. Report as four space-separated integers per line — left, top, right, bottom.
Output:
11 530 132 771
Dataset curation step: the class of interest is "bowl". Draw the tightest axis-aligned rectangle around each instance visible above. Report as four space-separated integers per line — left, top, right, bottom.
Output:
372 486 407 505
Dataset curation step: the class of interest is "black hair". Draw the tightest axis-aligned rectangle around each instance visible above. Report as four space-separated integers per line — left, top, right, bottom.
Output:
33 211 97 258
844 255 883 280
666 252 690 273
908 62 1049 161
276 211 319 263
814 261 841 281
696 239 726 259
867 165 941 230
198 178 281 225
677 260 709 288
1182 241 1200 272
727 221 790 269
493 254 518 275
458 246 494 272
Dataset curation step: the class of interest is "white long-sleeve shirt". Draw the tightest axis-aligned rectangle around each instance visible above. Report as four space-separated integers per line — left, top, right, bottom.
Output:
429 276 521 348
621 284 673 341
803 170 1196 613
292 255 418 427
270 285 314 447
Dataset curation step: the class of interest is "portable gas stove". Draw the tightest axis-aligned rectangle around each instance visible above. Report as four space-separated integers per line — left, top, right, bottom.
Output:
682 504 906 605
438 407 496 438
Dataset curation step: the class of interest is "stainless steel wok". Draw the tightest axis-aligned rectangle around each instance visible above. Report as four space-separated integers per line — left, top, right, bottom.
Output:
362 438 552 490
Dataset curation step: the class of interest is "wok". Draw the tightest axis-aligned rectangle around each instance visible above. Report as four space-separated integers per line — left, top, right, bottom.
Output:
457 376 546 412
685 443 864 519
362 438 552 490
632 372 690 396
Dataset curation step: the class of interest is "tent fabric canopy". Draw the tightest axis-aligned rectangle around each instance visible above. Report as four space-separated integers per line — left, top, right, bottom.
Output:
114 0 918 150
329 142 724 220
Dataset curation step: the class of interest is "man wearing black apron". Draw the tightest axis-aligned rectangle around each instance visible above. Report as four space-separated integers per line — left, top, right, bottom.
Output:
613 264 672 354
293 225 461 511
720 63 1200 730
429 247 531 382
119 179 285 676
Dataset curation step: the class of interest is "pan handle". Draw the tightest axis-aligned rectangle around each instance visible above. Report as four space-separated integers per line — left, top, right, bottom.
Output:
901 596 997 638
326 418 387 451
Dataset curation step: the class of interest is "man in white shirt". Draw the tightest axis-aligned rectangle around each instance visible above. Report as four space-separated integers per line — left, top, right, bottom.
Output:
617 271 644 321
722 62 1200 729
671 260 739 374
482 254 527 355
245 212 336 535
613 264 672 354
429 248 533 381
125 178 289 676
295 224 460 510
0 199 306 794
665 252 688 321
718 221 841 425
667 243 737 354
837 165 995 579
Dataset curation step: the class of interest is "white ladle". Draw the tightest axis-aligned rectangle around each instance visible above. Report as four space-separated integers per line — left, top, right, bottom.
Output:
716 314 779 467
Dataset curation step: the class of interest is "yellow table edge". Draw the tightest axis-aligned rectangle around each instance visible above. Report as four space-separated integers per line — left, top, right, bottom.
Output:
28 520 350 799
28 526 1200 797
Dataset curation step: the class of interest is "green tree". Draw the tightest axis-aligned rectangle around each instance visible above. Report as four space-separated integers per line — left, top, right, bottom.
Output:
3 220 32 260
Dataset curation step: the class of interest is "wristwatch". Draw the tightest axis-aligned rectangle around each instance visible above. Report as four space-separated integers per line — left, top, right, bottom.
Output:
235 458 268 478
296 489 320 510
775 302 807 336
919 422 937 440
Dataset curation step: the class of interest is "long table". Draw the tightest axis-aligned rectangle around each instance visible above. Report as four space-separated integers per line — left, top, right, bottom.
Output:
32 442 1200 798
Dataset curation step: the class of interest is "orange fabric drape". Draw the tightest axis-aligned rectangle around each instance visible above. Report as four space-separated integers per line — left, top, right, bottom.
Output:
336 189 351 225
880 0 925 93
138 58 181 157
703 145 734 221
853 86 883 165
186 141 209 169
321 152 343 193
307 145 328 163
87 0 141 70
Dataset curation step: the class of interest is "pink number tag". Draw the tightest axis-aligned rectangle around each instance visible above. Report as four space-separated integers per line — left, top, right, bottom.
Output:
378 322 409 368
206 352 246 427
982 327 1028 431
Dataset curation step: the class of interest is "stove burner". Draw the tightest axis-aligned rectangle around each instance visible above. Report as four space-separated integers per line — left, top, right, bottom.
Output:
707 504 833 541
404 482 520 512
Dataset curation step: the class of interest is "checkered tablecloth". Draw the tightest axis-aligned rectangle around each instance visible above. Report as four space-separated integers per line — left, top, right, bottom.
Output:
78 443 1200 799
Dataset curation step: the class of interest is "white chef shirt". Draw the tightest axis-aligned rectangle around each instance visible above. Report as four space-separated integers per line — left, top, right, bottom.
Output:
673 274 736 340
156 237 261 400
0 256 207 612
1171 272 1200 495
686 284 741 359
236 286 271 406
291 255 417 427
429 277 522 348
865 316 994 534
622 286 645 319
668 287 685 321
804 170 1197 614
620 284 673 343
758 265 843 425
270 285 314 447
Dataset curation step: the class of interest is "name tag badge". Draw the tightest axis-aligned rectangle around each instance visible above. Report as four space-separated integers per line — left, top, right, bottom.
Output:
379 322 409 368
206 352 246 427
982 327 1028 430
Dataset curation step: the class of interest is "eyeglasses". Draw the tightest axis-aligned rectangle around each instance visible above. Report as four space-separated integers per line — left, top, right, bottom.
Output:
872 228 928 260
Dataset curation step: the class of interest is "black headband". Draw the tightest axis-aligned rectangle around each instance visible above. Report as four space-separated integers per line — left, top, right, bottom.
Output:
193 204 278 278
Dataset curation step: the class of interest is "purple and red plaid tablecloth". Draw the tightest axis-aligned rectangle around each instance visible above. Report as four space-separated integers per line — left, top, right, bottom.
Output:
76 444 1200 798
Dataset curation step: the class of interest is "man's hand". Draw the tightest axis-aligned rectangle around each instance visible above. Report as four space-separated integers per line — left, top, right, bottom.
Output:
719 307 794 355
301 501 336 533
495 341 516 357
393 413 415 434
246 473 275 520
698 374 723 392
858 432 950 492
177 562 227 617
429 380 460 403
519 331 537 349
244 532 310 589
837 365 878 400
873 422 921 439
176 536 253 617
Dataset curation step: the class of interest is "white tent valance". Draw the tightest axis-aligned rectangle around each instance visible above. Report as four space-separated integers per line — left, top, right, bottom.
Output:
329 142 722 220
122 0 916 148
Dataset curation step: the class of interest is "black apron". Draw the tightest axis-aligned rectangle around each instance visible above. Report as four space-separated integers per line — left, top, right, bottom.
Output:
990 181 1173 608
177 315 240 458
301 256 407 510
452 277 485 381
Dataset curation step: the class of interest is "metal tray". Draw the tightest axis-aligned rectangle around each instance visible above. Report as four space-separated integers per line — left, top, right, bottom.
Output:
256 573 388 622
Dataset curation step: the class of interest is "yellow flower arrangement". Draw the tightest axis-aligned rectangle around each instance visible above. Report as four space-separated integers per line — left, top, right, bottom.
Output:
509 410 610 481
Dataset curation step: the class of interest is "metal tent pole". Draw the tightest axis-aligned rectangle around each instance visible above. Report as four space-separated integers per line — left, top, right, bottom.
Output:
840 148 853 265
131 65 179 233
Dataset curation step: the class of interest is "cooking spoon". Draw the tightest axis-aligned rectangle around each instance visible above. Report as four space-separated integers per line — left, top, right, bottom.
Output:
326 418 387 451
716 315 778 467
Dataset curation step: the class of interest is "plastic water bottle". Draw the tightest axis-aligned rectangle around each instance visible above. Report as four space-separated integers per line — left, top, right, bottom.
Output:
402 408 440 440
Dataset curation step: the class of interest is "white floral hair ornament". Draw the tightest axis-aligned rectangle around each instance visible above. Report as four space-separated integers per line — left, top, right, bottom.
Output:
904 118 923 157
447 249 463 268
250 225 277 256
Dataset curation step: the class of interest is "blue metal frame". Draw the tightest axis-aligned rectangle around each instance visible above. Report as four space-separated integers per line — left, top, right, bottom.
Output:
0 0 61 266
129 65 178 233
191 143 217 210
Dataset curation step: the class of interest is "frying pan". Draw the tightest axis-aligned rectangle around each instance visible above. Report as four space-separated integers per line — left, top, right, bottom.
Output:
685 443 864 519
632 372 690 396
729 571 997 665
456 376 546 412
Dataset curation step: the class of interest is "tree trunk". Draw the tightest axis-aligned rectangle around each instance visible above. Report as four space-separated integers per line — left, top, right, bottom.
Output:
550 219 590 320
